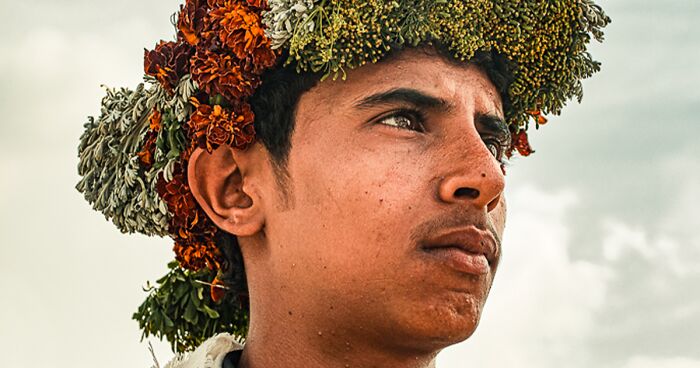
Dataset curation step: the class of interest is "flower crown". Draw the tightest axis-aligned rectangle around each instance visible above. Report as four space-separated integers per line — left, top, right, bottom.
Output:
76 0 609 352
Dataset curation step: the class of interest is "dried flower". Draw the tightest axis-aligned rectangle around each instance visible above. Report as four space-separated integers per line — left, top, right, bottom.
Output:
263 0 316 49
76 83 171 236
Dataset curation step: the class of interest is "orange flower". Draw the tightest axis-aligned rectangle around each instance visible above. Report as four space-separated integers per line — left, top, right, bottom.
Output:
151 0 278 276
191 49 259 100
210 1 277 69
177 0 210 46
210 277 227 302
136 109 162 168
173 231 223 271
156 160 224 272
160 173 199 228
188 98 256 152
144 41 194 93
149 109 163 131
526 109 548 125
137 132 158 168
512 130 534 157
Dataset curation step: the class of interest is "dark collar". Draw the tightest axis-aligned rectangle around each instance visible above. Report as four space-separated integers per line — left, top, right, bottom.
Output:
223 349 242 368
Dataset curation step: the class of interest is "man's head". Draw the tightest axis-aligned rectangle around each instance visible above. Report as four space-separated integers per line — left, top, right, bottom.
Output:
188 45 509 353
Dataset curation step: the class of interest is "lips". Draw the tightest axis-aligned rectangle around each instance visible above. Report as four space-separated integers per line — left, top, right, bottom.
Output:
420 226 499 275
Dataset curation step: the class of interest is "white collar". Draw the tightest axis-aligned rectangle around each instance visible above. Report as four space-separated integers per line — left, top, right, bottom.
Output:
164 333 244 368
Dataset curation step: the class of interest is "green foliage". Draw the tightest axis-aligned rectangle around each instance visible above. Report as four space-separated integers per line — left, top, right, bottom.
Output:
133 261 249 353
76 75 197 236
76 82 171 236
283 0 611 130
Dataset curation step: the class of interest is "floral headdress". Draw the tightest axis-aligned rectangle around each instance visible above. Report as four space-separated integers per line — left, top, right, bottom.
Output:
77 0 610 352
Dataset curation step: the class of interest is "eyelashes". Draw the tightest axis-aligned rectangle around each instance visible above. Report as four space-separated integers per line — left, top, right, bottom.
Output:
374 108 511 165
375 108 427 132
483 137 511 165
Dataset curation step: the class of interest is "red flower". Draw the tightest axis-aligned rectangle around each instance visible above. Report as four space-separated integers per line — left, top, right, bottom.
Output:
136 110 163 168
512 130 534 157
526 109 549 125
149 0 279 275
156 160 224 272
144 41 194 93
188 98 256 152
149 109 163 132
210 277 227 302
210 1 277 69
137 133 158 168
173 230 223 271
191 49 260 100
177 0 210 46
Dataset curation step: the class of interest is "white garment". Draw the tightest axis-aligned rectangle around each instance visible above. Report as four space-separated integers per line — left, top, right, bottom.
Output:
164 333 244 368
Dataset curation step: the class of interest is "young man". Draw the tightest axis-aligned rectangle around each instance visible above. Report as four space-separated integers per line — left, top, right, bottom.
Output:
77 1 609 367
185 47 508 368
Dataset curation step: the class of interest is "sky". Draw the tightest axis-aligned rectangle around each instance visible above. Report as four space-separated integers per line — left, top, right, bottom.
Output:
0 0 698 367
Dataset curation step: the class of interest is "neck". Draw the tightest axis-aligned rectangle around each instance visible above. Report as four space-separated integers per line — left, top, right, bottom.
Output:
237 302 438 368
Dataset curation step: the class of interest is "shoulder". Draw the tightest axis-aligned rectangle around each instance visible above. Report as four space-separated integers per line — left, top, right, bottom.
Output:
164 333 244 368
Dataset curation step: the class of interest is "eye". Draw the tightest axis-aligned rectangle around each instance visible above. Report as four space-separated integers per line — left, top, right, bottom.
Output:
376 109 426 132
483 137 510 166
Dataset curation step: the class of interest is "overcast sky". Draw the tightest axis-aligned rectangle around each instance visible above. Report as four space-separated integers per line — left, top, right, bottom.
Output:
0 0 698 367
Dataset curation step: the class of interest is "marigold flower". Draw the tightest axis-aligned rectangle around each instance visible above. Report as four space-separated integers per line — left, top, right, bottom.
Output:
137 132 159 168
173 231 223 271
512 130 534 157
188 98 256 152
136 109 164 168
145 41 194 93
178 0 210 46
245 0 267 9
149 109 163 131
156 161 224 272
191 49 260 100
210 1 277 68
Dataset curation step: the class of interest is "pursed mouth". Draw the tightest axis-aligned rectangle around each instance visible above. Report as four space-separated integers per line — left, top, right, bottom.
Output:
420 226 498 266
420 245 492 276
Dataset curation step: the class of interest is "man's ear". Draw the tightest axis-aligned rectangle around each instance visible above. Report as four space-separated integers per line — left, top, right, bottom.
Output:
188 145 265 237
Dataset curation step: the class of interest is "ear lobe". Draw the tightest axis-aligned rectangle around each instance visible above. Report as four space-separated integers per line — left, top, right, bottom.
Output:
188 146 264 237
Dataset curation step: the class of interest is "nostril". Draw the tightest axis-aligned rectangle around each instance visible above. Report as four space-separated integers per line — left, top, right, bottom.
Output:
454 187 480 199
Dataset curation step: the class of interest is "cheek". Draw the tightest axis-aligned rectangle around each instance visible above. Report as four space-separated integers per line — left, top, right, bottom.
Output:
491 195 507 236
287 139 430 273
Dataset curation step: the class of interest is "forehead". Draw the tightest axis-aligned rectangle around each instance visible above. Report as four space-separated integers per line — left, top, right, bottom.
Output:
302 48 503 117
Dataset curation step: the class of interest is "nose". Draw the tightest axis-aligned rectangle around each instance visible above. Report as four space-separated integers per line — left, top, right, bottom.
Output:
437 147 505 213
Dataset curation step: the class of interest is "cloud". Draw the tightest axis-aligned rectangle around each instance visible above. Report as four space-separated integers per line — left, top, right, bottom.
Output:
439 178 700 368
622 356 700 368
439 185 612 368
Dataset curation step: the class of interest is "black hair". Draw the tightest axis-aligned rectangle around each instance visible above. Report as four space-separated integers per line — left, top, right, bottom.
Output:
218 43 514 306
250 43 513 165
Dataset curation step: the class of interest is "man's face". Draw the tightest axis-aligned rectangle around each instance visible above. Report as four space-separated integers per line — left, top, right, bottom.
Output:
254 48 508 351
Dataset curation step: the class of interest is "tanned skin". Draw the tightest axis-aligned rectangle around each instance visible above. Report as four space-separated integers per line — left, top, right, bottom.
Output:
188 47 508 368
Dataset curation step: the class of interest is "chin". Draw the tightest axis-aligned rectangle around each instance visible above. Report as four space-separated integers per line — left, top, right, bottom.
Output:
398 296 486 351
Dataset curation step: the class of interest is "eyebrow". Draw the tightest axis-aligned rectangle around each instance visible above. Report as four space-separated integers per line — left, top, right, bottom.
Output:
353 87 509 138
476 113 510 137
353 88 455 112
